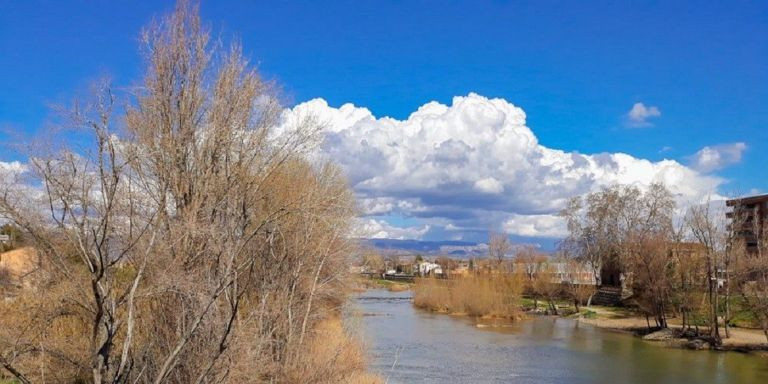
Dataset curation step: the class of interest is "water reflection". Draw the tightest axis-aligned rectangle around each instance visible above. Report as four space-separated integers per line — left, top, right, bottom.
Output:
353 289 768 384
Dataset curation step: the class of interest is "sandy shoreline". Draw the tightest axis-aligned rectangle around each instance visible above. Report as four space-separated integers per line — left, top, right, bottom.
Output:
576 306 768 356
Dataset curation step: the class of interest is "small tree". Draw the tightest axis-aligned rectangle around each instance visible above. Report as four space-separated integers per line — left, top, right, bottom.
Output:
670 241 707 333
626 235 674 328
488 231 511 269
733 210 768 342
686 202 725 345
532 262 561 315
563 260 595 311
361 251 385 273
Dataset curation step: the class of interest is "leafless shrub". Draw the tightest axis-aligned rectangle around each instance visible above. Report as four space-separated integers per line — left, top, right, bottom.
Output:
488 231 511 268
413 275 522 318
0 2 369 383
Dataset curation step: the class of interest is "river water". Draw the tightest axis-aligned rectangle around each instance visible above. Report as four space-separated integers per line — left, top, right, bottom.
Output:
352 289 768 384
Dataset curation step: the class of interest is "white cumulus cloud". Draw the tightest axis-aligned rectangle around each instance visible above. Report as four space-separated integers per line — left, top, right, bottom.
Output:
626 102 661 127
282 94 720 239
503 214 568 238
352 218 431 240
474 177 504 194
689 142 747 173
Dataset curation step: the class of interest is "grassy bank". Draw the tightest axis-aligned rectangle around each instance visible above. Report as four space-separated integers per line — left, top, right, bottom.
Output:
577 306 768 353
412 276 522 319
410 276 768 355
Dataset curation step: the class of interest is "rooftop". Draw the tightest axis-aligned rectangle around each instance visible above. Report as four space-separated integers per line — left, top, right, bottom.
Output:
725 193 768 207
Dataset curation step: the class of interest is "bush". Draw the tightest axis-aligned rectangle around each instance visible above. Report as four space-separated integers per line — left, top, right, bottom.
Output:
412 275 523 318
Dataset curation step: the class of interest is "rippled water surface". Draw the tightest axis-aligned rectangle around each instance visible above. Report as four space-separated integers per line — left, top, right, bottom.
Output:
352 289 768 384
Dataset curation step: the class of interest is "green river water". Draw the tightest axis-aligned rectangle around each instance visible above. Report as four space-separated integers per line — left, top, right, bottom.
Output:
354 289 768 384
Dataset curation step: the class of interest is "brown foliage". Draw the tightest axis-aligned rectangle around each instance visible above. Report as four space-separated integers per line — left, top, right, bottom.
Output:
488 231 511 267
413 275 522 318
0 2 371 383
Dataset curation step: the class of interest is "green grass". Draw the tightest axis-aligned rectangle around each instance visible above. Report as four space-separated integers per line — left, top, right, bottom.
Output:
520 297 571 309
588 305 636 318
723 296 759 328
581 309 598 319
729 309 758 328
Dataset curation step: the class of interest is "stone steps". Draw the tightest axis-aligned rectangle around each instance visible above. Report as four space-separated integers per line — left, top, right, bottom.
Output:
591 286 623 306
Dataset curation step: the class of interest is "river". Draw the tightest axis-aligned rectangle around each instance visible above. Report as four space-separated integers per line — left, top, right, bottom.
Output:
351 289 768 384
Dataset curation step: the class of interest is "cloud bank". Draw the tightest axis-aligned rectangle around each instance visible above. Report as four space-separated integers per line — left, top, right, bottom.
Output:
282 93 724 240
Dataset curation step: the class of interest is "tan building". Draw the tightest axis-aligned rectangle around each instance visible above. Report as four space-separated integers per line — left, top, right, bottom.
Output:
726 193 768 254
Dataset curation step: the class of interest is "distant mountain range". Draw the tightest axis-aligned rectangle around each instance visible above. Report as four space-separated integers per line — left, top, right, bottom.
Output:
361 238 558 258
362 238 489 258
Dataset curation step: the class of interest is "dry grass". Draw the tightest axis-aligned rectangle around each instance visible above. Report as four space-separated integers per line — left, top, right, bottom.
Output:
279 317 383 384
387 283 410 292
0 277 92 383
0 247 39 291
1 278 383 384
412 275 523 318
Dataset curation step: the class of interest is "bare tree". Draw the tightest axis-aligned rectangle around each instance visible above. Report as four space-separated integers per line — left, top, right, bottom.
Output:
670 240 707 333
0 2 363 383
361 250 385 274
625 235 675 328
531 262 561 315
561 183 675 302
488 231 511 269
686 200 725 345
736 255 768 342
731 200 768 342
559 185 638 288
562 259 595 312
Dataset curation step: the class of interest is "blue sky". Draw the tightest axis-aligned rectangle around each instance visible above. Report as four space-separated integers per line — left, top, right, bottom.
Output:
1 1 766 244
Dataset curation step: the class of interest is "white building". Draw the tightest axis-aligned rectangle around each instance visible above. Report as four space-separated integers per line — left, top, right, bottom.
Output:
416 261 442 276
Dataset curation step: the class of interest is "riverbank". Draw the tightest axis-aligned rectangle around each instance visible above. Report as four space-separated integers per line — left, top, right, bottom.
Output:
354 276 411 292
576 305 768 355
356 289 768 383
361 279 768 357
290 316 383 384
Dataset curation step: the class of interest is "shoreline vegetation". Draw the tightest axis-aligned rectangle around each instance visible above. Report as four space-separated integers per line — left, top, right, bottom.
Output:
355 277 411 292
578 307 768 355
0 3 382 383
406 276 768 357
412 275 522 320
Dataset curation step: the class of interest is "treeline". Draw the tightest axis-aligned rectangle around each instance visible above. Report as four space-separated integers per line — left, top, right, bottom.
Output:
561 183 768 344
414 183 768 345
0 3 376 384
411 252 595 318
